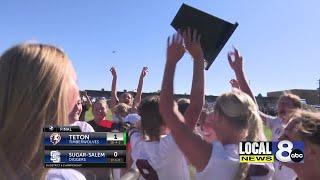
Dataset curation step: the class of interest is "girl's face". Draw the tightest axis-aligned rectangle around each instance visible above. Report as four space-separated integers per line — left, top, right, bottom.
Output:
93 102 108 121
201 113 217 143
69 96 82 122
121 93 132 105
280 120 303 170
277 98 296 122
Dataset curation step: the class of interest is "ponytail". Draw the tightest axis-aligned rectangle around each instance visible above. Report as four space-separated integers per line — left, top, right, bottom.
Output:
214 91 265 180
138 96 164 141
234 110 264 180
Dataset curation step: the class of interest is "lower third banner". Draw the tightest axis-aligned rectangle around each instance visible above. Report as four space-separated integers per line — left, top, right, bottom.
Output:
44 150 126 168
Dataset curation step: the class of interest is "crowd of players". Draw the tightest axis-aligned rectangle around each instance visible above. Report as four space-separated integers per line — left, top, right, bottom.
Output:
0 29 319 180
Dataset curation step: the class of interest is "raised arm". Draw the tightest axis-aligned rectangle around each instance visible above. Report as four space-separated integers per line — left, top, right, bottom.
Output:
159 32 211 172
228 49 268 139
228 48 257 104
131 67 148 113
110 67 119 109
83 91 92 108
230 79 240 90
182 28 205 129
259 111 273 125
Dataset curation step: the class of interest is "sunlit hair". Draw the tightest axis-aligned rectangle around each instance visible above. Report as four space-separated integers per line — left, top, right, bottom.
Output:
177 98 190 115
138 95 164 141
113 103 131 117
278 92 302 109
214 90 264 180
93 99 109 110
92 99 108 118
290 110 320 146
0 43 76 179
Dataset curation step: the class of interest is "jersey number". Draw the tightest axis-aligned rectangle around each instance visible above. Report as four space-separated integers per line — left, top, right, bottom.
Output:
136 159 159 180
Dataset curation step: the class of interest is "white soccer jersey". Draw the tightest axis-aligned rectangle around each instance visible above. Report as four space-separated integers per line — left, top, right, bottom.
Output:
70 121 95 132
130 132 189 180
264 116 285 141
272 162 297 180
196 141 274 180
46 169 86 180
264 116 297 180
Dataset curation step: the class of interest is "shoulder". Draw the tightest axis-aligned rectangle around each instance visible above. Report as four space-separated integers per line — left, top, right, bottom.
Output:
196 141 239 179
159 134 182 154
264 115 281 129
46 169 86 180
129 130 142 148
264 115 278 122
87 120 95 125
80 121 95 132
124 113 141 124
70 121 95 132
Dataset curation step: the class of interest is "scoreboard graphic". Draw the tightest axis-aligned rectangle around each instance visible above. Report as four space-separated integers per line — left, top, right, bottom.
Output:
43 126 127 168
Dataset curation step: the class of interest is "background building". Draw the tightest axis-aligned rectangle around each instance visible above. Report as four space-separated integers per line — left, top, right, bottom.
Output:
267 89 319 105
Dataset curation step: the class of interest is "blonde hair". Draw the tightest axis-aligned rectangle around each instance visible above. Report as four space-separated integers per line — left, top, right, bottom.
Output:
291 110 320 145
279 92 302 109
93 99 109 111
214 90 264 180
0 43 76 179
113 103 131 117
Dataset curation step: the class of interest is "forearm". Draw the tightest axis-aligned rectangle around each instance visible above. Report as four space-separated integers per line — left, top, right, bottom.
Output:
185 59 205 128
133 76 144 108
111 76 119 107
85 94 92 107
159 61 177 116
235 69 257 104
259 111 274 125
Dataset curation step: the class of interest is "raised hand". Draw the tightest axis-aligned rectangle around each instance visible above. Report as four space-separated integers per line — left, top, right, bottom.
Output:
228 47 257 104
110 67 117 77
140 67 148 78
228 47 243 73
183 28 204 61
230 79 240 89
82 90 88 97
166 33 185 64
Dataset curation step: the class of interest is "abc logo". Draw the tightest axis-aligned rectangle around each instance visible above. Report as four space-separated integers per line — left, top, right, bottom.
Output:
290 149 304 162
275 140 304 163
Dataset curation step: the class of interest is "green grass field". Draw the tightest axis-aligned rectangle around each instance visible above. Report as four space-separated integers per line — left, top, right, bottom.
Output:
84 107 112 121
84 107 272 140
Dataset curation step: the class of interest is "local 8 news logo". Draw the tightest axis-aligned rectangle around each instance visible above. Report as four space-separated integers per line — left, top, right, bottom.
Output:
239 140 304 163
272 140 304 163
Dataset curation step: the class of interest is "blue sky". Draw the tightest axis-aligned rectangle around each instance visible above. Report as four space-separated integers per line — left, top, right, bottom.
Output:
1 0 319 96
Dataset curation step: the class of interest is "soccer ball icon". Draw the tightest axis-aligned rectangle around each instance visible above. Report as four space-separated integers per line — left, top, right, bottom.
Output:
49 126 54 131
